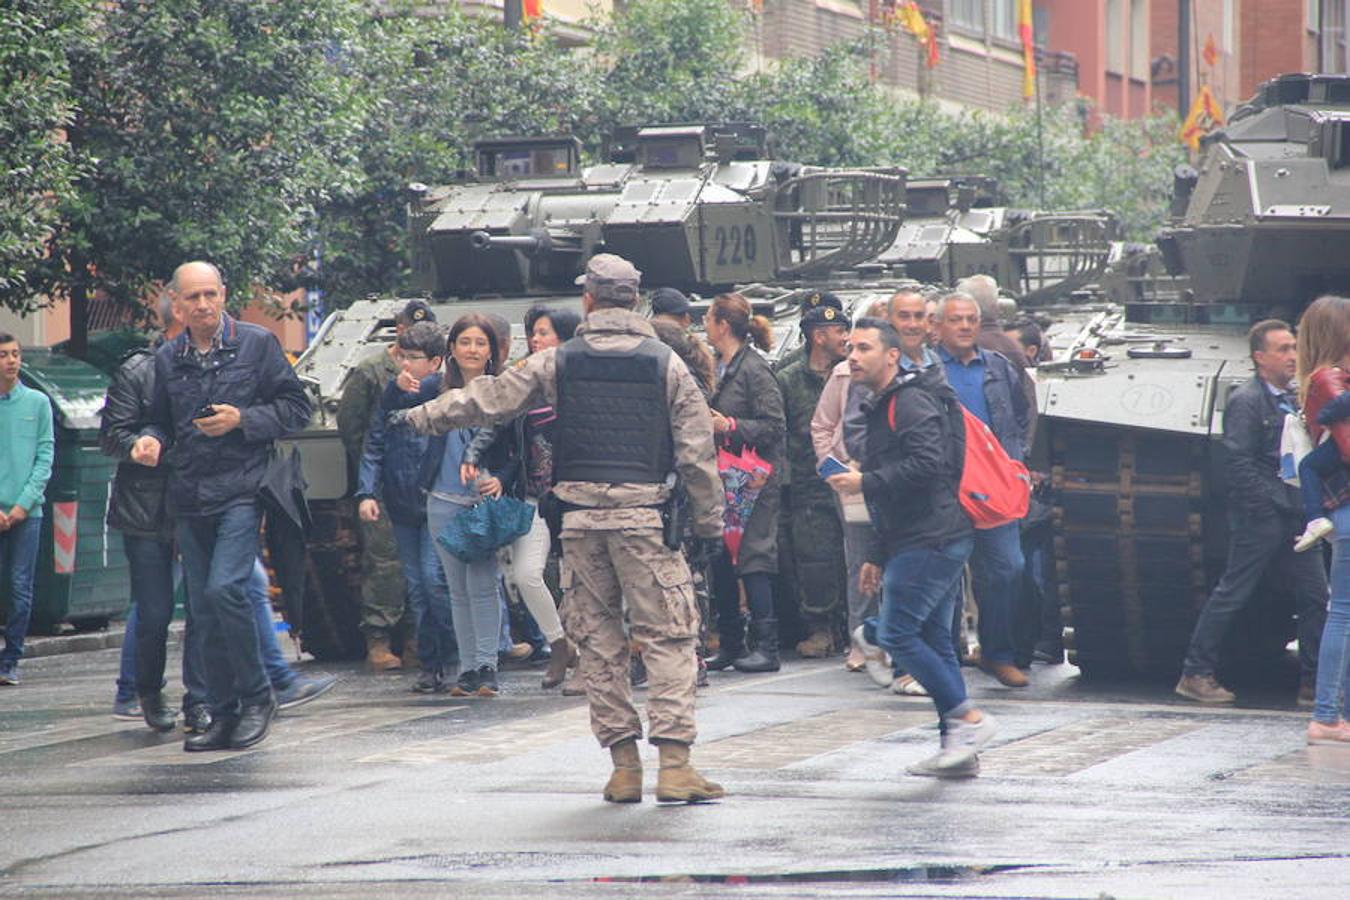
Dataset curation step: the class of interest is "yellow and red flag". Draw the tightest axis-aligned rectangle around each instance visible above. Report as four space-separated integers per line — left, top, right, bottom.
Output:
523 0 543 21
1202 33 1219 68
895 2 940 69
1019 0 1036 99
1180 84 1225 150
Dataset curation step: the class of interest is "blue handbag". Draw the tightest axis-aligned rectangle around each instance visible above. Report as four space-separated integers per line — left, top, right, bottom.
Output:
435 496 536 563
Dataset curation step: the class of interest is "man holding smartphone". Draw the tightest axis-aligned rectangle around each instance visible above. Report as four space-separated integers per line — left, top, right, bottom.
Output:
133 261 312 751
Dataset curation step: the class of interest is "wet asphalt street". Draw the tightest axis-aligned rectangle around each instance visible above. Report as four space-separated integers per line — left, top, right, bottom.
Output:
0 640 1347 899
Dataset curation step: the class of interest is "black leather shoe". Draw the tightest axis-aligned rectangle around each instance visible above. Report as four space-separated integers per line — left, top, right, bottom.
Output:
229 697 277 749
184 717 235 752
182 704 213 735
140 693 177 733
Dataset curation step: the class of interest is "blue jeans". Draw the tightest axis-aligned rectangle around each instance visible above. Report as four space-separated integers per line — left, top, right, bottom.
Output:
1298 439 1341 524
427 496 502 673
0 515 41 666
177 557 292 707
969 522 1024 665
876 536 976 725
1314 505 1350 724
391 519 456 672
176 504 271 714
115 535 176 700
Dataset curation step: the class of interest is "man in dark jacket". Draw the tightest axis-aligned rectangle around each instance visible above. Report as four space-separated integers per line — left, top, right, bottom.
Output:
102 301 332 732
936 292 1031 688
826 319 996 778
1175 320 1327 704
134 261 312 751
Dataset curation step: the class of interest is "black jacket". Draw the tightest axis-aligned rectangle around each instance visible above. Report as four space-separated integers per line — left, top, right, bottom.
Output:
147 315 312 517
1223 375 1298 520
99 345 172 540
860 365 972 563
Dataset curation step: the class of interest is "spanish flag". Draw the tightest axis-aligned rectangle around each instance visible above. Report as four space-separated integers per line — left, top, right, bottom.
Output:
1180 85 1224 150
523 0 542 20
897 2 940 69
1019 0 1036 99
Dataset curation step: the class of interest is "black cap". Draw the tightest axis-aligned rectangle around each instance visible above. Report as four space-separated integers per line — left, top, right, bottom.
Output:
397 299 436 326
801 291 843 313
649 287 692 317
800 305 845 332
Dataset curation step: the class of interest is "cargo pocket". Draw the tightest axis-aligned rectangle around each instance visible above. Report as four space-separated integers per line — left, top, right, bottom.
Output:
557 562 580 635
653 557 698 639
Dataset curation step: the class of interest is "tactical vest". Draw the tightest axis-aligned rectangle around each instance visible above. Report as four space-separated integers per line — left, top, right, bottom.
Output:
554 336 674 484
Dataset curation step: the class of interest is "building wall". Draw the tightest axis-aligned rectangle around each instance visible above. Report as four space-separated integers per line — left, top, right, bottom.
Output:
1042 0 1152 119
1152 0 1244 117
1240 0 1317 97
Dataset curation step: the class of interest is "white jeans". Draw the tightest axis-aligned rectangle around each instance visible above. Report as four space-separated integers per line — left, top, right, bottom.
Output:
502 502 564 644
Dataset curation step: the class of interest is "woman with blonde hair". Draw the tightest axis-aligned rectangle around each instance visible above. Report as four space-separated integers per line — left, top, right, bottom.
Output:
1295 295 1350 744
702 293 786 673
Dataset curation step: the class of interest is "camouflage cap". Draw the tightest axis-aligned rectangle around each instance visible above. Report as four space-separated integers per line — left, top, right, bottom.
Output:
800 305 845 332
801 290 843 313
575 253 641 303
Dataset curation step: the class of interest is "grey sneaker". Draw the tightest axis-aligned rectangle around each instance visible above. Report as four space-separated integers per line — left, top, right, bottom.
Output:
907 750 980 779
0 664 18 686
1175 673 1235 704
112 697 143 720
276 674 337 711
941 711 999 769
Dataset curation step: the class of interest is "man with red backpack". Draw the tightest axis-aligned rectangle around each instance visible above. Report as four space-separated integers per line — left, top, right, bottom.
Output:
826 318 998 778
935 292 1032 688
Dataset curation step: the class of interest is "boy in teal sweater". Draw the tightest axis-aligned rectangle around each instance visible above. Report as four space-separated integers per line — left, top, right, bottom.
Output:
0 333 55 685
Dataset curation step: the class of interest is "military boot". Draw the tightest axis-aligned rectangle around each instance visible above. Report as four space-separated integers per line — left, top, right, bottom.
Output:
603 738 643 803
366 636 402 673
795 629 836 658
705 616 745 671
542 638 575 690
655 740 725 803
733 618 780 673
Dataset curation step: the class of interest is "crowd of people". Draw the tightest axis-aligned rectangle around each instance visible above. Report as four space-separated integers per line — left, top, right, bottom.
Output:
0 252 1347 786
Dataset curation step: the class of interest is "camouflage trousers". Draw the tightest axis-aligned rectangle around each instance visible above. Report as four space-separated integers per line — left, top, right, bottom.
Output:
789 492 847 633
560 524 699 748
357 506 407 638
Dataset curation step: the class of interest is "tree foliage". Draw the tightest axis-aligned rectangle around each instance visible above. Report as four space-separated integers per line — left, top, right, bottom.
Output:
0 1 87 306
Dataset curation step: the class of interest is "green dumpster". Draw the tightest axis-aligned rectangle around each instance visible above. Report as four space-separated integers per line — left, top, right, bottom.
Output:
0 349 130 632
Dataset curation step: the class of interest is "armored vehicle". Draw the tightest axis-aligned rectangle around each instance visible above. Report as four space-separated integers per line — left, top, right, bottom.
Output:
873 175 1119 305
1037 73 1350 680
280 125 907 660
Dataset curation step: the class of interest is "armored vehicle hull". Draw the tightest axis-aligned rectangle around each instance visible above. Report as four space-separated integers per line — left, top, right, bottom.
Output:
1039 73 1350 680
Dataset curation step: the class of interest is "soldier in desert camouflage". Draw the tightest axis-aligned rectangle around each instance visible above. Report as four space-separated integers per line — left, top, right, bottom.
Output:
400 253 726 804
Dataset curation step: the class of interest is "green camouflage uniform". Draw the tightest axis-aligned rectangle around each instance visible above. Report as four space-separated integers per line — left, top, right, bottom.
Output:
335 349 406 640
771 343 807 374
774 358 846 637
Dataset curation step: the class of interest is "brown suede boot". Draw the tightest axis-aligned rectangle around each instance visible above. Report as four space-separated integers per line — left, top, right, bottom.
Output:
542 638 575 690
796 629 836 658
366 636 402 673
655 741 725 803
603 738 643 803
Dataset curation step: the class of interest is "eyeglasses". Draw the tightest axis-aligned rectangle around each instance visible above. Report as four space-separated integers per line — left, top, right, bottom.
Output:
399 352 428 362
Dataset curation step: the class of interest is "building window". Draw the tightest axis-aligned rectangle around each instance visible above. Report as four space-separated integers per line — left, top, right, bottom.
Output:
1223 0 1234 51
992 0 1018 41
1130 0 1148 77
1309 0 1321 32
1106 0 1124 73
949 0 986 34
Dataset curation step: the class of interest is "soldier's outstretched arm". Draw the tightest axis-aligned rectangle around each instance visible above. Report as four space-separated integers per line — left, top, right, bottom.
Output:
666 357 724 537
407 350 553 436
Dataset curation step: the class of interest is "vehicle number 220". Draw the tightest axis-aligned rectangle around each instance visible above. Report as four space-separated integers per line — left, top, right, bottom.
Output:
714 225 757 266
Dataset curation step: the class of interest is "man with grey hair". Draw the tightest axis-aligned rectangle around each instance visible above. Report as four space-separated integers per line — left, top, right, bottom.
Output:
954 275 1037 441
398 253 727 804
133 261 312 751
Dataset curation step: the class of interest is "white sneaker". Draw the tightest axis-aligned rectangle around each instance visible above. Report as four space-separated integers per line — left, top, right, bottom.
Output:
890 674 929 696
906 749 980 779
852 625 893 688
944 711 999 761
1294 517 1334 553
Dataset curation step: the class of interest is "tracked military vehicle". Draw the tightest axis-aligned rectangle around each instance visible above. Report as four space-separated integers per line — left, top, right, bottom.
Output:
1038 73 1350 680
281 124 906 660
873 175 1118 305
